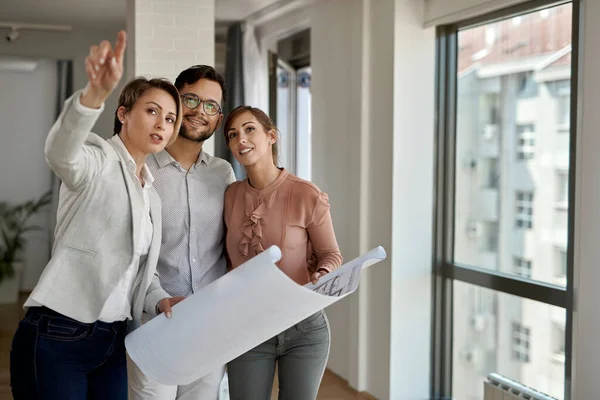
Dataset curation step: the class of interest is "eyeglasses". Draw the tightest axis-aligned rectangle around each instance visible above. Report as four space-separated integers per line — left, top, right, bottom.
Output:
180 93 222 116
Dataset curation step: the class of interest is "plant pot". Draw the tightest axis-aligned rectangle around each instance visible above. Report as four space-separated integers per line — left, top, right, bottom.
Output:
0 262 23 304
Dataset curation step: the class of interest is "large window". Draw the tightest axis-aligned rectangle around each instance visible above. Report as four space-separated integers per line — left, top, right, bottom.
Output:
433 2 576 400
269 29 312 181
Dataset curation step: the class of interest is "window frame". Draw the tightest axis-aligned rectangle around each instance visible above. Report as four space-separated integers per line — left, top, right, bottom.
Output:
431 1 579 398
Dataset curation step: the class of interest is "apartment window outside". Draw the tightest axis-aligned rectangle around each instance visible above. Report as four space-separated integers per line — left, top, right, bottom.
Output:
556 171 569 206
482 222 499 252
486 231 499 252
515 191 534 229
518 73 538 97
558 95 570 129
516 124 535 160
485 25 497 45
555 248 567 278
552 322 566 361
511 322 531 363
485 158 500 189
514 257 532 278
557 83 571 130
434 2 575 400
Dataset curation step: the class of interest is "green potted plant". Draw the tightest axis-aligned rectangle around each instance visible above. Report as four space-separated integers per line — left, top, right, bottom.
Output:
0 190 52 303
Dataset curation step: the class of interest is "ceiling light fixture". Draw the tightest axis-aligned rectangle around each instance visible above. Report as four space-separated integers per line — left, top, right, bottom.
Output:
0 22 72 43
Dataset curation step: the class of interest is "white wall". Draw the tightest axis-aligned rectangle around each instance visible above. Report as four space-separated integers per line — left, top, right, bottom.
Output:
312 1 436 398
311 0 363 384
0 26 127 139
358 0 395 396
0 59 57 291
390 0 436 398
257 5 312 53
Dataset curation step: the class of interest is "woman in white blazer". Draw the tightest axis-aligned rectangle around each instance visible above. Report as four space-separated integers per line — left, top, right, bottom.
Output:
10 31 185 399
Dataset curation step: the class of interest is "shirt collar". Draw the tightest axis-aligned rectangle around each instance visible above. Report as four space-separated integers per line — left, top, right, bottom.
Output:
153 149 176 168
153 149 210 169
140 164 154 187
109 135 155 187
198 150 210 165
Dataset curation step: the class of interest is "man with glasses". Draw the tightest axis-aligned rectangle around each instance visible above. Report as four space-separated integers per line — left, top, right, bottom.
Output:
128 65 235 400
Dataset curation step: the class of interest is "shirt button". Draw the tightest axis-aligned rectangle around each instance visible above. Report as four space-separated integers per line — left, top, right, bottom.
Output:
192 258 197 262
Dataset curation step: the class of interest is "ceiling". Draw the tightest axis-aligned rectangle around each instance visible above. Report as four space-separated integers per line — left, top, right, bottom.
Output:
0 0 281 30
215 0 282 22
0 0 125 29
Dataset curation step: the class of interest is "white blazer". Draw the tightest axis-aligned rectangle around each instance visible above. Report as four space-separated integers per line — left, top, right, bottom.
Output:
25 90 170 331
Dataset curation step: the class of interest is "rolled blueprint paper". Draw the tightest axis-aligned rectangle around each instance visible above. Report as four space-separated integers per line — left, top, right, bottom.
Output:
125 245 387 385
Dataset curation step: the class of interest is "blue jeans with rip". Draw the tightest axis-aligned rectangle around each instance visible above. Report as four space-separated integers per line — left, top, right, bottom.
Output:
10 306 128 400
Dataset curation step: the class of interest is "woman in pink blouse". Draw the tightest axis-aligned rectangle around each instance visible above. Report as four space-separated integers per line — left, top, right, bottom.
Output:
223 106 342 399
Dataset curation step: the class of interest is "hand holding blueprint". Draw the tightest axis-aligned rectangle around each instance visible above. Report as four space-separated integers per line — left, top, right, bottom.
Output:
125 245 387 385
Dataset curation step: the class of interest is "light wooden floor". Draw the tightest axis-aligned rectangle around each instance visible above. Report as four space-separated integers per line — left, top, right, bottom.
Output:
0 294 364 399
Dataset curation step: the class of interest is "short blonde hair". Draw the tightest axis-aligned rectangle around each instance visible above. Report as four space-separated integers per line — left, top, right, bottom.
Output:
113 76 182 147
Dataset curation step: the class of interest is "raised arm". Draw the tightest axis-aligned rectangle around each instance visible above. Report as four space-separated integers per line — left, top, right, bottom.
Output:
45 31 127 190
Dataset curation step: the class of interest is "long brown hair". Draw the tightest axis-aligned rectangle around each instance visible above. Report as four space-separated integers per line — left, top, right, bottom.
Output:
223 106 279 166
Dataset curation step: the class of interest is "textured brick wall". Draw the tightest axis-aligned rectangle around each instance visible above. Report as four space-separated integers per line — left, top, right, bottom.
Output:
128 0 215 82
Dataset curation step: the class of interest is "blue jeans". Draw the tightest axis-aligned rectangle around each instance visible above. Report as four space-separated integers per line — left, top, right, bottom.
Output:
10 306 128 400
227 310 330 400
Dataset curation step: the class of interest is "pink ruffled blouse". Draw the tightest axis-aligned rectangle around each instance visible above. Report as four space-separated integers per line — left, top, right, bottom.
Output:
224 169 343 285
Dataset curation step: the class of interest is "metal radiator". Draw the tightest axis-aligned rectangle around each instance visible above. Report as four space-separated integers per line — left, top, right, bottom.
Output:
484 373 557 400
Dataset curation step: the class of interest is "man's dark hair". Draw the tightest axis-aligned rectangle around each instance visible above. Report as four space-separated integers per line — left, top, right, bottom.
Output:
174 65 227 103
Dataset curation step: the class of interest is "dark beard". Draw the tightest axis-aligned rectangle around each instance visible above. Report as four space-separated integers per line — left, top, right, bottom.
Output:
179 123 215 143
